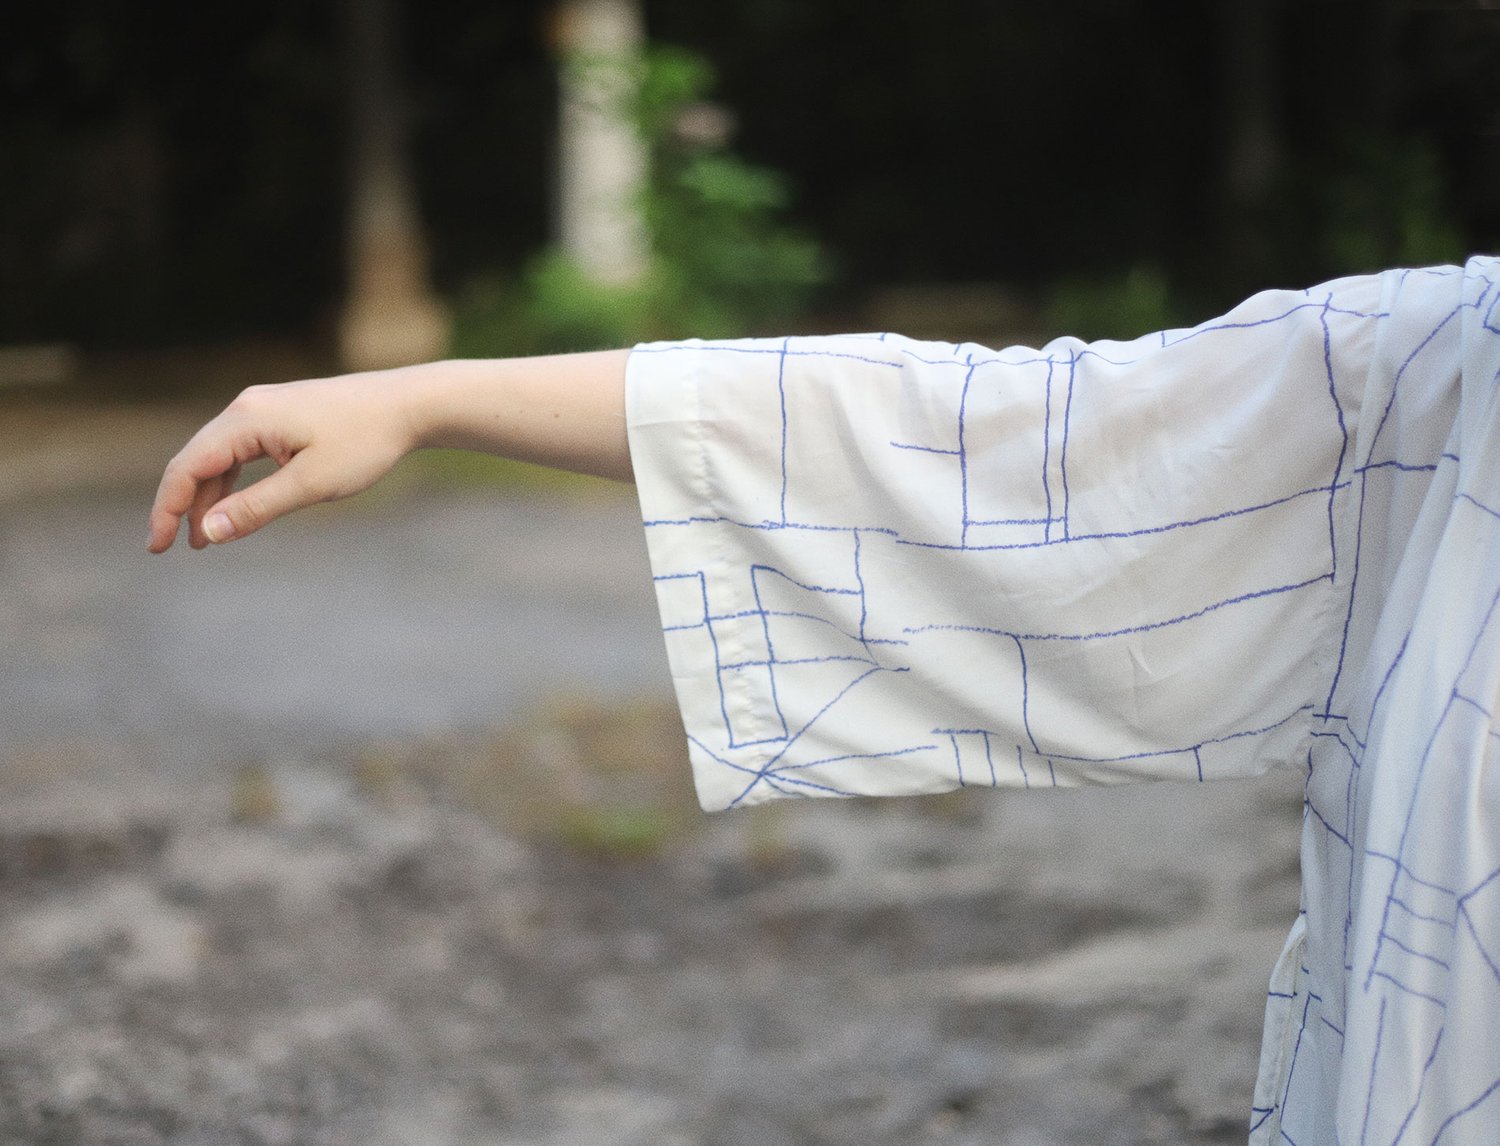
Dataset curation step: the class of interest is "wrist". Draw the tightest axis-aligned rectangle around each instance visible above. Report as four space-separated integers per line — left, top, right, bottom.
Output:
385 359 480 453
379 350 632 481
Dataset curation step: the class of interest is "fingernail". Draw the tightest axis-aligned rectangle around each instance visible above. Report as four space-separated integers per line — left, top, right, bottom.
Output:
204 512 234 543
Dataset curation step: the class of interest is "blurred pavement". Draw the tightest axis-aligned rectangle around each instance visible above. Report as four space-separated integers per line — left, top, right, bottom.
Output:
0 403 1303 1145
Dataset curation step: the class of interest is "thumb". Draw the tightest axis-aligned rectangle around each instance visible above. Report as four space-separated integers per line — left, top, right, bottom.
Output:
201 457 317 544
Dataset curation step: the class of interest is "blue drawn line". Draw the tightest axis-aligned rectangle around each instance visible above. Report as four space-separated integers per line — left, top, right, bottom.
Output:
745 568 790 739
1485 280 1500 334
966 515 1056 526
1453 691 1494 720
1367 580 1500 991
889 440 960 456
907 573 1331 643
687 733 859 799
1348 631 1410 746
719 653 882 672
704 603 908 650
1458 490 1500 521
1012 636 1040 753
898 483 1347 552
852 529 869 646
771 744 937 775
1387 1029 1445 1146
752 563 860 598
1459 864 1500 903
1370 970 1448 1009
1365 302 1463 458
1359 998 1387 1146
1042 357 1055 543
632 342 906 370
1305 795 1353 849
1159 299 1356 348
1023 707 1308 768
1310 729 1361 766
727 666 887 808
1061 349 1077 540
1425 1075 1500 1145
1327 467 1370 715
1356 459 1440 474
777 338 790 525
958 352 976 546
1323 296 1350 585
645 514 899 538
694 571 738 748
1367 851 1459 896
950 734 965 787
1278 990 1315 1128
638 262 1500 1140
1457 901 1500 986
1378 931 1451 970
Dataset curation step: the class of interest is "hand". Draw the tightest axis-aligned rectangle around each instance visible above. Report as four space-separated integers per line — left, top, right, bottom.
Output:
147 350 632 553
147 370 418 552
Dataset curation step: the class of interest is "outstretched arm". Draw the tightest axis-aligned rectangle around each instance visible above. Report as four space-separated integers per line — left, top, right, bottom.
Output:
147 350 631 552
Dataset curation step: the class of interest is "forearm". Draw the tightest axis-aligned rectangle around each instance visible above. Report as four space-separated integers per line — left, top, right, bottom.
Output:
401 350 632 481
149 348 633 552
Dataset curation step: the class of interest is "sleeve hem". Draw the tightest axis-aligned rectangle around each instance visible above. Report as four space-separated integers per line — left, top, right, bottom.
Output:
625 342 778 811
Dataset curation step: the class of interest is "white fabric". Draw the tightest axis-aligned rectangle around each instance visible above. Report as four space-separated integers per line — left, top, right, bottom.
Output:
625 257 1500 1144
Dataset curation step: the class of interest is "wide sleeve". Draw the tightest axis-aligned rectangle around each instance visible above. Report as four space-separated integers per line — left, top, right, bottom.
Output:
626 273 1392 811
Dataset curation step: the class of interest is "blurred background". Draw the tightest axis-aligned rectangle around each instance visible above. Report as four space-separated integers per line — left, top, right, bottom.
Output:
0 1 1496 1143
6 0 1499 376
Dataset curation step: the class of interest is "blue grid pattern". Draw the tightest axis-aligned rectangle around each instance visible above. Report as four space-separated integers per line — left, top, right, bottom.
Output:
631 257 1500 1142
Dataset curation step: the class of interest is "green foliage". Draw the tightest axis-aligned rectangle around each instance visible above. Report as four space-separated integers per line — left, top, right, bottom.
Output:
648 151 827 335
1042 263 1181 344
1038 134 1469 349
1312 135 1465 275
556 804 679 859
450 254 656 358
633 43 713 141
451 44 828 357
640 46 827 335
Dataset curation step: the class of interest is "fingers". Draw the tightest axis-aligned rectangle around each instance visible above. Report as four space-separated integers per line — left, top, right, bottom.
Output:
147 371 414 552
148 435 239 553
148 406 278 552
186 464 239 548
191 455 317 545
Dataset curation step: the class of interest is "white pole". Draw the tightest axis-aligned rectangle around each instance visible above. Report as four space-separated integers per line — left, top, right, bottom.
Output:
553 0 650 286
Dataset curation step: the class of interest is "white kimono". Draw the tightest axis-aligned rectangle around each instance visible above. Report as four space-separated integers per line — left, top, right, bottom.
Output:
625 256 1500 1144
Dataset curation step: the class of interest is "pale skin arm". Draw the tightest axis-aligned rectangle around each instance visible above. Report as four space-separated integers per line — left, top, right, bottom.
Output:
147 350 631 553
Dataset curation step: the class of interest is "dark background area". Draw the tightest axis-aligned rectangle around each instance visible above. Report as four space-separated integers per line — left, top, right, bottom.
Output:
0 7 1488 1140
3 0 1498 355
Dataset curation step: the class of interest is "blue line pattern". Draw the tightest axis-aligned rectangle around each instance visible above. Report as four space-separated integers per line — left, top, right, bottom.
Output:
626 257 1500 1144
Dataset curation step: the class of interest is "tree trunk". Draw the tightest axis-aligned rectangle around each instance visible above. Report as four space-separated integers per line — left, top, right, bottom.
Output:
552 0 650 286
338 0 449 372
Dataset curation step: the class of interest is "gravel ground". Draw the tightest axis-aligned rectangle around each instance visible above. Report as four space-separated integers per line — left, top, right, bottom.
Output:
0 399 1305 1144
